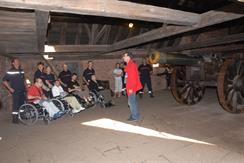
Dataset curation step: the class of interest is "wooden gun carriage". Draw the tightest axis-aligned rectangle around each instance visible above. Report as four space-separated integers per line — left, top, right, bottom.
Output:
149 50 244 113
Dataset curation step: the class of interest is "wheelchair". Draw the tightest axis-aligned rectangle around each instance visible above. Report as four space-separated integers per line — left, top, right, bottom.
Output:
81 80 114 108
89 87 114 108
18 98 71 126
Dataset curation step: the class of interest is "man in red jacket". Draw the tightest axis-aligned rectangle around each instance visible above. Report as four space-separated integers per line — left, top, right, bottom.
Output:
122 52 142 121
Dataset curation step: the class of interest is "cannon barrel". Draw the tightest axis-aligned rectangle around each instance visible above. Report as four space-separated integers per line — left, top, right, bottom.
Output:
148 50 202 66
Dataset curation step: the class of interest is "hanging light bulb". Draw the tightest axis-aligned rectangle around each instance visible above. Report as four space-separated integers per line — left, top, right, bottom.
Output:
128 23 134 28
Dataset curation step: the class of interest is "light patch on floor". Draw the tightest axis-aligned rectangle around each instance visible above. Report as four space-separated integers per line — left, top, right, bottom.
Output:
82 118 215 146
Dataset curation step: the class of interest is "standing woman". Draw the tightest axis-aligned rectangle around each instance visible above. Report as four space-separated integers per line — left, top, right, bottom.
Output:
113 63 123 98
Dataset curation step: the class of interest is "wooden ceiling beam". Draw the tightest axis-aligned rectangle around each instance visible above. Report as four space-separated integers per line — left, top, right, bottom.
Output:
44 45 109 53
0 0 200 25
160 33 244 52
109 4 244 52
182 43 244 55
47 48 147 59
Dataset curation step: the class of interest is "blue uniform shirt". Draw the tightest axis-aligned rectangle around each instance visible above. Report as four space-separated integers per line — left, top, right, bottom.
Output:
138 64 152 78
83 68 95 82
2 67 25 93
34 69 46 83
58 70 72 85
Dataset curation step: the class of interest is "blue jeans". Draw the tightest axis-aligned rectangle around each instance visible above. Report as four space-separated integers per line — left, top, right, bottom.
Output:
128 93 140 120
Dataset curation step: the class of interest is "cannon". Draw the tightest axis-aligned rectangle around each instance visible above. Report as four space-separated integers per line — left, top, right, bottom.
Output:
148 50 244 113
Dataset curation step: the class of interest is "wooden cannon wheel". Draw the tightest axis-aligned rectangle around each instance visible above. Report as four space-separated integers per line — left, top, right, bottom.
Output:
217 59 244 113
170 66 205 105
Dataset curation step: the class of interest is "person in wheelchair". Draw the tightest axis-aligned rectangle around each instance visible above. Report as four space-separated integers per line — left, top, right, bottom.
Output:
52 80 85 113
88 75 114 108
27 78 63 119
87 75 103 93
67 73 91 106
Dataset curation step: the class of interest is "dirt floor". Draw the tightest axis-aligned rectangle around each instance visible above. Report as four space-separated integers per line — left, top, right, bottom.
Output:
1 89 244 163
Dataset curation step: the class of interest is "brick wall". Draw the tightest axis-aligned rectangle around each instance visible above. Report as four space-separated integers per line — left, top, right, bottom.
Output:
0 57 166 111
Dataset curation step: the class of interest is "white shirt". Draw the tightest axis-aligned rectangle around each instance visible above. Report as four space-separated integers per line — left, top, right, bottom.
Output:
113 68 123 80
52 85 64 97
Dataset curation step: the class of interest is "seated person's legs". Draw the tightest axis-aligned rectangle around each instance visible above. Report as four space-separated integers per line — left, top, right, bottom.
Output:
64 96 85 112
39 100 60 118
73 89 90 103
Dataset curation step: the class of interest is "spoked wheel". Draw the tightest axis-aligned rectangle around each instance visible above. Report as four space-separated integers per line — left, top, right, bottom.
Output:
171 66 205 105
51 99 65 111
18 104 38 125
43 111 51 125
217 59 244 113
98 95 106 108
88 92 97 108
51 98 73 117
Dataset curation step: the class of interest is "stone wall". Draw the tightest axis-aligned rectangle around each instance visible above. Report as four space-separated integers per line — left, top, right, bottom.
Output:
0 57 166 111
0 55 11 111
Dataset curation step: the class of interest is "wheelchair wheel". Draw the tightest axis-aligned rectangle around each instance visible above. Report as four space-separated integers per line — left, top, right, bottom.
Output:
98 95 106 108
88 92 97 108
51 99 65 111
68 109 74 117
18 104 38 125
43 111 51 125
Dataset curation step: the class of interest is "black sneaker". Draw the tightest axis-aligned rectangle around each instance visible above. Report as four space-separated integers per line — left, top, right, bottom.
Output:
149 94 154 98
139 93 143 98
12 116 19 124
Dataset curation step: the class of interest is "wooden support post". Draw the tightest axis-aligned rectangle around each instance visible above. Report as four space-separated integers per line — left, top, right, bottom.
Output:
84 24 91 44
75 24 82 44
60 23 67 45
95 25 108 44
35 10 49 53
90 24 98 45
113 26 122 43
102 25 111 44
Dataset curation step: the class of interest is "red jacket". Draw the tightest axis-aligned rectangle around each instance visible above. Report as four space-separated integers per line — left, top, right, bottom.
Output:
125 60 142 96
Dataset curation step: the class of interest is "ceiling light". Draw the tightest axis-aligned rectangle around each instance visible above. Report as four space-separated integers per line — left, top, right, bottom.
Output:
128 23 134 28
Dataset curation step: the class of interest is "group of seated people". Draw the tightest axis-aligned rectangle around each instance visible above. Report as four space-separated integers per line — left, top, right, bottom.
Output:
27 77 86 119
26 62 102 119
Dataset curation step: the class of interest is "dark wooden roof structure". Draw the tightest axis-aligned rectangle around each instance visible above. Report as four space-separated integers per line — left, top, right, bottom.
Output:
0 0 243 60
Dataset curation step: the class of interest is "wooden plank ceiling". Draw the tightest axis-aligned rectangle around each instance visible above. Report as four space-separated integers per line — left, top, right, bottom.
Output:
0 0 243 59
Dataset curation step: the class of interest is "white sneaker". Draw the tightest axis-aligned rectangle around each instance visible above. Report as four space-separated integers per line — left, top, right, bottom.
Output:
80 106 85 111
72 107 85 114
72 109 80 114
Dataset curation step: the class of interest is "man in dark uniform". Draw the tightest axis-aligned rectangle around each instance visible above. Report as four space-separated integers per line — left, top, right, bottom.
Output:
58 64 72 91
34 62 45 83
2 58 26 124
82 61 95 91
138 57 154 98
